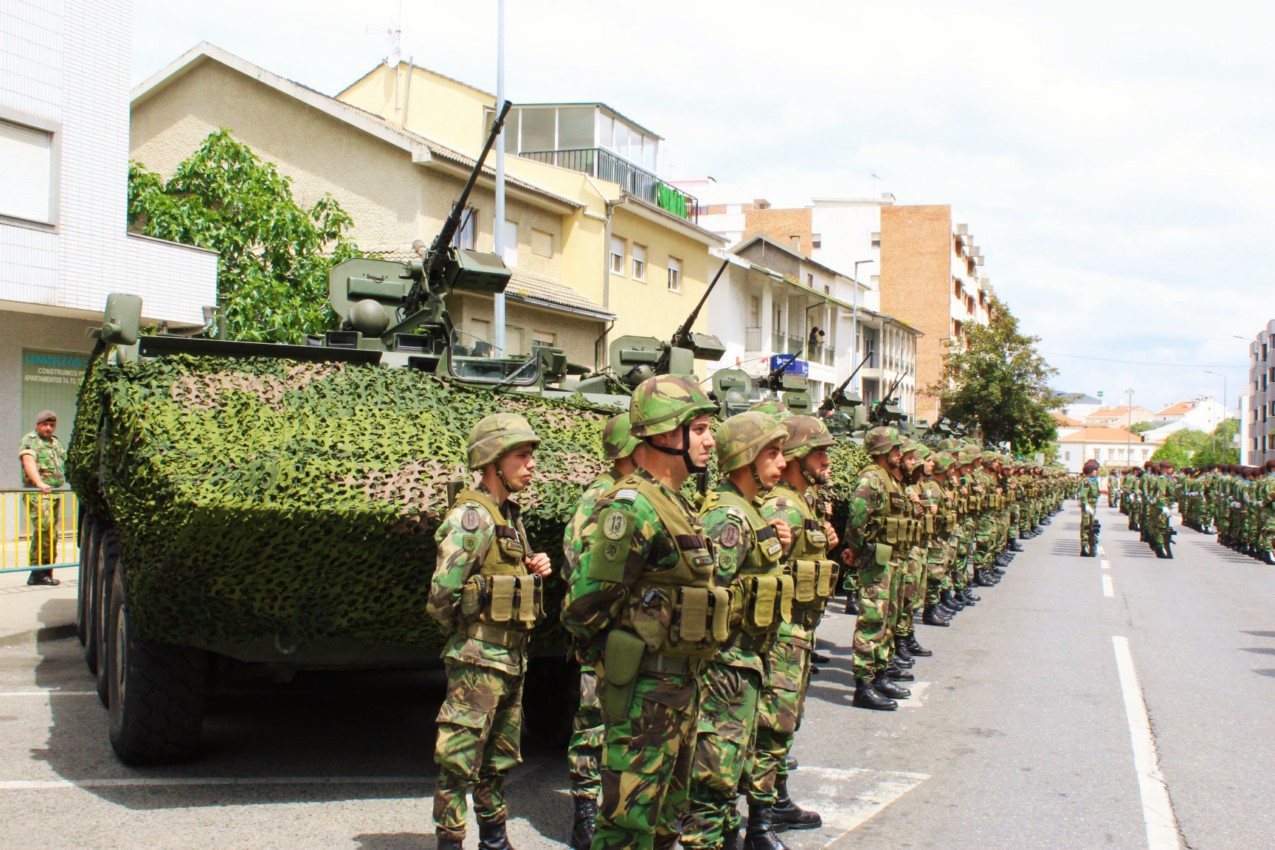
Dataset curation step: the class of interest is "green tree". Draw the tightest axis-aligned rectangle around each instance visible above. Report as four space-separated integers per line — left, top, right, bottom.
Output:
930 296 1060 454
1149 419 1238 466
128 130 361 342
1129 421 1157 434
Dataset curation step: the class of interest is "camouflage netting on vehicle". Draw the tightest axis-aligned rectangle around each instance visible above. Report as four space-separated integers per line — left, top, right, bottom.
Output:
67 352 612 651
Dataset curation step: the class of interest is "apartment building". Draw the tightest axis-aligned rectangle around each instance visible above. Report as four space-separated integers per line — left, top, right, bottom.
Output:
1 0 215 486
878 204 993 423
1243 320 1275 465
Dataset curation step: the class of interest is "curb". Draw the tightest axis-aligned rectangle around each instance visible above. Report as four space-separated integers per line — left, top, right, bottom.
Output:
0 623 77 649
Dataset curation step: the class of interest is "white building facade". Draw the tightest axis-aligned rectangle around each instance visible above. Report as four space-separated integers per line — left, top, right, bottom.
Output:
1 0 216 485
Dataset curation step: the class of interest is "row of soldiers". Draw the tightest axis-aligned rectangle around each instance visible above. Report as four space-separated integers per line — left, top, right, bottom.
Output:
1111 461 1179 558
1111 460 1275 563
422 375 1070 850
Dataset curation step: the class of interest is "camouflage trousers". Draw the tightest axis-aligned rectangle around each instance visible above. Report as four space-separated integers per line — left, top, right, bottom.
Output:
432 660 524 841
892 546 926 638
569 663 603 800
26 493 61 567
1080 505 1098 552
924 541 949 605
681 662 763 848
1258 511 1275 551
592 670 698 850
744 622 813 806
852 553 898 681
974 515 999 568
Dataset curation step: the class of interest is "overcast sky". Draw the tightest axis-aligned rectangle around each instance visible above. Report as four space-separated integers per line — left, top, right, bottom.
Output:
132 0 1272 415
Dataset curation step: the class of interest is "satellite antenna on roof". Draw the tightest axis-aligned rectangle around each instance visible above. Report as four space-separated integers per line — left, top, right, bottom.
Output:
365 0 403 67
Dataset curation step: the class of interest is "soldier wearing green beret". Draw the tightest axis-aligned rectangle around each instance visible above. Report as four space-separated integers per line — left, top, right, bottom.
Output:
683 412 793 850
427 413 552 850
562 375 724 850
562 413 640 850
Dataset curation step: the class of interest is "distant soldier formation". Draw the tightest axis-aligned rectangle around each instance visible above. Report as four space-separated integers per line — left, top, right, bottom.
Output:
423 375 1079 850
1109 459 1275 564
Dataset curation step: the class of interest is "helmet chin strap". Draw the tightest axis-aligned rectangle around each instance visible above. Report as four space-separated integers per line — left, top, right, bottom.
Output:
649 423 706 474
800 456 820 487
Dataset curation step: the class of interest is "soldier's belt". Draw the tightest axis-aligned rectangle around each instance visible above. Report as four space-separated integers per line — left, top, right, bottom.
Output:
464 622 528 648
640 653 699 676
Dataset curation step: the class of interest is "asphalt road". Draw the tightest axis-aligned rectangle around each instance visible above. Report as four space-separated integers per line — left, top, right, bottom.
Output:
0 500 1271 849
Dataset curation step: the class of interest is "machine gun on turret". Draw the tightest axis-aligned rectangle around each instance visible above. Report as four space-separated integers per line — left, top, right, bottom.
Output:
819 350 873 434
868 371 908 425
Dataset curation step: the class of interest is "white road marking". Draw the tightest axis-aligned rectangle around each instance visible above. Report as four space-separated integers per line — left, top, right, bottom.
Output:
787 765 929 848
1101 559 1111 570
1099 545 1106 556
1112 636 1182 850
1103 575 1114 597
896 681 931 708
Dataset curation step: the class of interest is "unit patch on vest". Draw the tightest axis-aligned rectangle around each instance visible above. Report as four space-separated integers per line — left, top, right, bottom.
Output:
719 521 741 549
461 507 482 532
602 509 630 541
462 535 477 553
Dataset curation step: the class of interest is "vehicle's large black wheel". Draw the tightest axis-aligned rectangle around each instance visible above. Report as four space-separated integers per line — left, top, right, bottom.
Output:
107 566 207 764
94 529 119 704
76 514 101 647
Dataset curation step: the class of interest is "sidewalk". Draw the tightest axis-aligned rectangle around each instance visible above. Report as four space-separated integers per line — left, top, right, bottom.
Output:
0 567 78 646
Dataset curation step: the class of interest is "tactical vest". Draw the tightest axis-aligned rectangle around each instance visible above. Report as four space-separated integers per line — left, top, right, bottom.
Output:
701 488 793 647
775 485 839 627
921 478 949 538
453 489 544 644
863 466 915 548
603 475 730 659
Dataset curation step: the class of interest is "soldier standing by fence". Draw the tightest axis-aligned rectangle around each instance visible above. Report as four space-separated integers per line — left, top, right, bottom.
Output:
18 410 66 586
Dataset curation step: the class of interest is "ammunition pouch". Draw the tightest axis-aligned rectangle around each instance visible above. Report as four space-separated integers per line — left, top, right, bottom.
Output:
924 514 935 536
599 629 646 724
460 574 543 630
874 542 893 566
735 572 794 637
790 559 838 607
627 583 731 658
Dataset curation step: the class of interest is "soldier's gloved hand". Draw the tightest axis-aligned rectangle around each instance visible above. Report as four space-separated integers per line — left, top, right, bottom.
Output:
524 552 553 577
769 518 793 549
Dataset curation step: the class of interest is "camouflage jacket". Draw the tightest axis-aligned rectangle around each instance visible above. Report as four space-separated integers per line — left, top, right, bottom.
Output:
563 470 620 582
426 482 530 675
702 481 776 674
18 432 66 488
843 462 902 558
1080 476 1101 507
561 467 709 649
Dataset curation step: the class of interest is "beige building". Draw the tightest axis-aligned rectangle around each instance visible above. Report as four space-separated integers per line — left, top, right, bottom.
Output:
878 205 993 423
1055 426 1162 474
1084 405 1155 428
132 45 724 370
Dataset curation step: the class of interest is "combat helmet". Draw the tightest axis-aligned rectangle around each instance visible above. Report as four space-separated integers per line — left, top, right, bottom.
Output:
467 413 541 470
602 412 640 460
749 398 792 422
630 375 717 472
864 425 903 457
716 412 787 474
780 415 836 461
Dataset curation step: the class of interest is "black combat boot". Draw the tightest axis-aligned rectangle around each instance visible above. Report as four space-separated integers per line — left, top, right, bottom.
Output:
1009 539 1025 552
811 650 831 664
723 826 743 850
873 671 911 699
904 633 932 657
940 589 965 611
853 678 898 710
994 552 1013 567
437 835 464 850
569 796 597 850
785 755 799 772
960 586 980 604
922 605 951 626
844 594 860 615
772 773 822 831
477 819 514 850
885 659 915 682
743 801 790 850
894 636 915 665
974 569 997 587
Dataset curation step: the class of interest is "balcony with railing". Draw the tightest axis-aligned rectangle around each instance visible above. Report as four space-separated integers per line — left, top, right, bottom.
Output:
519 148 698 223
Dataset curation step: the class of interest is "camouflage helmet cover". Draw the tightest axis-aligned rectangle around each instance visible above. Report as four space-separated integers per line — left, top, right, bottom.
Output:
902 440 931 460
748 398 792 422
602 412 640 460
780 415 836 460
865 425 903 457
468 412 541 469
933 452 957 472
629 375 717 438
716 412 788 473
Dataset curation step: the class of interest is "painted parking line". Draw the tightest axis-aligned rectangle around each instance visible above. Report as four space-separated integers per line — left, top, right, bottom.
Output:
784 765 930 848
1112 636 1182 850
1101 559 1111 570
1103 575 1114 597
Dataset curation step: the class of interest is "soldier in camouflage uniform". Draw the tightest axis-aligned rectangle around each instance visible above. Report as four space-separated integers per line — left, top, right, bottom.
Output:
683 412 791 850
562 375 724 850
1078 459 1101 557
18 410 66 586
562 413 640 850
891 441 930 672
918 450 959 637
843 426 913 711
749 415 842 837
1256 460 1275 564
427 413 553 850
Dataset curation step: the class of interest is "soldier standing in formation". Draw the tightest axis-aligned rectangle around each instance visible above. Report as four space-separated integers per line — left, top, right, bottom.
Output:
682 411 791 850
562 413 640 850
562 376 724 850
750 415 842 836
1078 459 1101 557
18 409 66 586
427 413 553 850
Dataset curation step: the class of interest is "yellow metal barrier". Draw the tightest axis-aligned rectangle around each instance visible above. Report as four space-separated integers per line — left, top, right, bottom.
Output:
0 489 80 573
